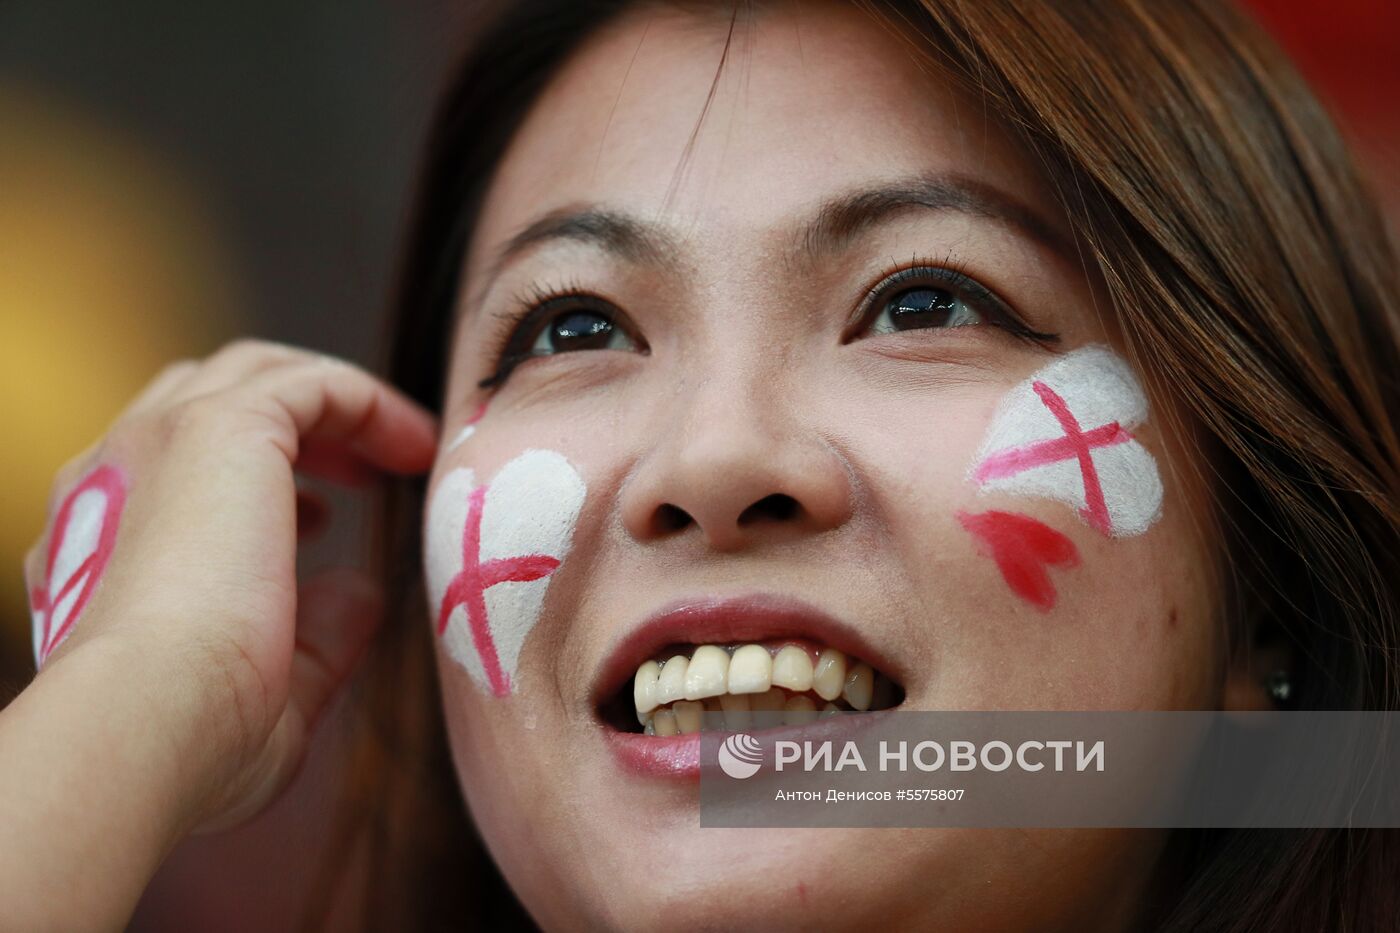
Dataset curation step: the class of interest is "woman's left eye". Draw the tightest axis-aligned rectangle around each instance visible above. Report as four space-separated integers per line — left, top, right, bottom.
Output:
866 285 985 335
853 265 1054 344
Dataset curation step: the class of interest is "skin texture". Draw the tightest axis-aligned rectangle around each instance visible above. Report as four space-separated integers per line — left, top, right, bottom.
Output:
430 3 1268 931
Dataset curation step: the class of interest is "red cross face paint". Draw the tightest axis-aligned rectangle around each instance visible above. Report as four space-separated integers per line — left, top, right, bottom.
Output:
30 464 128 667
969 346 1163 537
426 449 586 696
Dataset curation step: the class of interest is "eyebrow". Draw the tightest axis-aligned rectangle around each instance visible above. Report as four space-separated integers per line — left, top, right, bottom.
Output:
471 172 1074 310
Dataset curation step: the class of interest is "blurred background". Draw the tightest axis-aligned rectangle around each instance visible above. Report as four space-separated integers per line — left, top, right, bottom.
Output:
0 0 494 693
0 0 1395 924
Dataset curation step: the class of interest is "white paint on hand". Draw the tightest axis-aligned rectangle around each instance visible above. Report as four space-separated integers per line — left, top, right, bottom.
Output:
31 465 126 666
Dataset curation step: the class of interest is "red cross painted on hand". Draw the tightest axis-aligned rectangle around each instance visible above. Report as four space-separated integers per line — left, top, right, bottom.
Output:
436 484 561 696
32 464 126 664
972 381 1134 536
31 554 95 647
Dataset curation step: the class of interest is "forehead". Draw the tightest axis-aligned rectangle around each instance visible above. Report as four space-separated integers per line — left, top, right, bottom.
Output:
464 0 1059 293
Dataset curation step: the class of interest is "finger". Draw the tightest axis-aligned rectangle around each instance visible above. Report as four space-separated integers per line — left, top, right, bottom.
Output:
125 360 200 417
286 567 384 735
169 339 310 400
209 566 385 830
232 358 438 475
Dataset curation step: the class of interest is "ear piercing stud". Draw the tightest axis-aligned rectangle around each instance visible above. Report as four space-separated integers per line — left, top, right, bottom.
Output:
1265 669 1293 705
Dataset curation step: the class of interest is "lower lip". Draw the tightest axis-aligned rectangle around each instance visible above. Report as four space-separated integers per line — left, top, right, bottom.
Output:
603 708 898 781
606 731 702 779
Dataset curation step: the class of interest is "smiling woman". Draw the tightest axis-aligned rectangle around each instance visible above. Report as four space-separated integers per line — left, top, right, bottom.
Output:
1 1 1396 931
363 0 1399 928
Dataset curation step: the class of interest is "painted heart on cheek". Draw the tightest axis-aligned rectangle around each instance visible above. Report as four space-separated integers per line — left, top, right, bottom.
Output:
30 464 128 666
425 449 586 696
969 345 1163 537
957 509 1079 612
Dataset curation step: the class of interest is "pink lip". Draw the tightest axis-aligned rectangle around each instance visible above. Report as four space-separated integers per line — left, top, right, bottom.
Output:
606 731 703 779
593 591 903 780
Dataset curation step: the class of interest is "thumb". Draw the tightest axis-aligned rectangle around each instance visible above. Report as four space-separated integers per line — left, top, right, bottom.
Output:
195 566 384 833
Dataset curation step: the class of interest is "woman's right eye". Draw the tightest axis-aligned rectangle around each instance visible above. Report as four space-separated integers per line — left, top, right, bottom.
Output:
478 294 642 389
528 307 638 355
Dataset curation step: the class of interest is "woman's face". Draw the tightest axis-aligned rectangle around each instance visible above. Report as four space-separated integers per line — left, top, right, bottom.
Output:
427 2 1232 929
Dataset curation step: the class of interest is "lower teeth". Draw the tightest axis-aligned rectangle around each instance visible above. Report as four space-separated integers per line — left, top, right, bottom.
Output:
640 687 854 735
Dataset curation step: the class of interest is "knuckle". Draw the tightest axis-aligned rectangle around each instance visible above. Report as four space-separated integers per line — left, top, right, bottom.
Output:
157 359 199 385
160 394 224 441
52 458 83 491
295 348 358 381
160 358 197 378
213 338 300 372
47 454 94 511
223 337 269 358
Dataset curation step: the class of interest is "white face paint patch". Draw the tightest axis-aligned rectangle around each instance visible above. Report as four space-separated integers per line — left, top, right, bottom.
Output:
443 398 489 454
425 449 586 696
30 464 127 666
968 346 1163 537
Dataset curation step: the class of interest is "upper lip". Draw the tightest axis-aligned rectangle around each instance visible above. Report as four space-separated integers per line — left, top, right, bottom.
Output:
590 590 905 713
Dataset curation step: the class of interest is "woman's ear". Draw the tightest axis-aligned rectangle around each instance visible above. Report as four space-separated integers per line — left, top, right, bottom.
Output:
1222 619 1297 711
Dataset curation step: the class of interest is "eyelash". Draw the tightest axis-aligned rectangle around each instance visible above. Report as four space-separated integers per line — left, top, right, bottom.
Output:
476 276 628 389
848 252 1059 346
476 257 1058 389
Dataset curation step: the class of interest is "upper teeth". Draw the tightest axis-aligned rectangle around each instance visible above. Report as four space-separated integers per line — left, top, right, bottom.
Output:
631 642 892 733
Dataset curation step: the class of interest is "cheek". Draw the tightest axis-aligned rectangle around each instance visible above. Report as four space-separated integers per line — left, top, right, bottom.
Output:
887 346 1213 708
1034 525 1214 702
442 397 490 453
918 508 1215 710
424 446 587 699
434 655 527 862
435 642 599 920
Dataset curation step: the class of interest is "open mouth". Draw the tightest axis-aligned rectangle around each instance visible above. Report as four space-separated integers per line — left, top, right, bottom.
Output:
599 640 904 734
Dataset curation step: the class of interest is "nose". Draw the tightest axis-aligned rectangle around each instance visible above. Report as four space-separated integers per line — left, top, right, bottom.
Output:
619 376 854 552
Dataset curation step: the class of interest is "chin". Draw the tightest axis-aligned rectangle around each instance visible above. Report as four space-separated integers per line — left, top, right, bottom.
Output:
509 824 948 933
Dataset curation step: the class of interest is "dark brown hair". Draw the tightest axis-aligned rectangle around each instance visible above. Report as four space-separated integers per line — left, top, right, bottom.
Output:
326 1 1400 929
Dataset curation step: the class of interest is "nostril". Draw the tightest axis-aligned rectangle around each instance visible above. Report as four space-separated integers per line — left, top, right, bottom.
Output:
654 503 693 533
738 493 800 525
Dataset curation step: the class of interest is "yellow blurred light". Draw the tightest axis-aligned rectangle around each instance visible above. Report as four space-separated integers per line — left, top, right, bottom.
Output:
0 83 243 670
